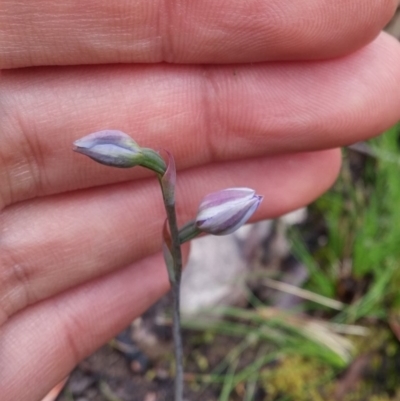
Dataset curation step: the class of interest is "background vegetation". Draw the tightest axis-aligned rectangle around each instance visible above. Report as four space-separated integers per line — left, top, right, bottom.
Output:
178 123 400 401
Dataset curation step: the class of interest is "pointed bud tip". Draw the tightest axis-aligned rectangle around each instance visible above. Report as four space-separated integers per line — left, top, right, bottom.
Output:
72 130 143 168
195 187 263 235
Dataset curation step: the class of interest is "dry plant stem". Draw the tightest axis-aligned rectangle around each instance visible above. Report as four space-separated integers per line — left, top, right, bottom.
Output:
161 189 184 401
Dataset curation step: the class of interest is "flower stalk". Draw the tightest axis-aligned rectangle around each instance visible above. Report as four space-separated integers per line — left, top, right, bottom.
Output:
73 130 263 401
158 152 184 401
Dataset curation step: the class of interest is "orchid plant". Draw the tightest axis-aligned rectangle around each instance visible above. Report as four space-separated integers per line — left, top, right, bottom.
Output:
73 130 263 401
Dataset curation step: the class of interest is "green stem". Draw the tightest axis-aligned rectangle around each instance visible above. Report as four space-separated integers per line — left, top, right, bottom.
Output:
178 220 201 244
140 148 167 175
171 277 184 401
159 182 184 401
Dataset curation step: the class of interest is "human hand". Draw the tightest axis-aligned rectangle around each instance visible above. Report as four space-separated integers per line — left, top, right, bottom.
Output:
1 1 400 400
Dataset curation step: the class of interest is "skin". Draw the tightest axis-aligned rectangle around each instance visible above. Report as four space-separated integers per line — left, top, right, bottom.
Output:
0 1 400 399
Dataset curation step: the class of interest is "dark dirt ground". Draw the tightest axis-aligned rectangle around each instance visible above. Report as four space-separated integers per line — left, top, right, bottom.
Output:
57 329 256 401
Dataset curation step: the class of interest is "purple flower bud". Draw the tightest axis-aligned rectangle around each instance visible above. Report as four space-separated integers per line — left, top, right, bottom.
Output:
195 188 263 235
73 130 143 168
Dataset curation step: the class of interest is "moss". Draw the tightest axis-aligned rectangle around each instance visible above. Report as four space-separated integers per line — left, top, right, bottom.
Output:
261 355 334 401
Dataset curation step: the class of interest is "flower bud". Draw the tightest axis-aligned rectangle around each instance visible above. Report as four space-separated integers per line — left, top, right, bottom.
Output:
195 188 263 235
73 130 143 168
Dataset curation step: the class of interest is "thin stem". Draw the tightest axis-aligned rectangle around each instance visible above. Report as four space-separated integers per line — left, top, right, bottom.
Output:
164 204 183 282
172 279 184 401
178 220 201 244
162 195 184 401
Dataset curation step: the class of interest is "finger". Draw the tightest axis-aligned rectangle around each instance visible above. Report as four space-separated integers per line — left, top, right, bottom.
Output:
0 252 171 401
0 0 396 68
0 33 399 208
0 150 341 322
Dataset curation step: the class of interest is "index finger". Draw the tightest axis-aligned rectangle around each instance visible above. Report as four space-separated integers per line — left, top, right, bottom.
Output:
0 0 396 68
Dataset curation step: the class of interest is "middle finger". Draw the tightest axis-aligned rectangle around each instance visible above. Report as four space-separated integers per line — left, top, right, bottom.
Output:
0 33 399 208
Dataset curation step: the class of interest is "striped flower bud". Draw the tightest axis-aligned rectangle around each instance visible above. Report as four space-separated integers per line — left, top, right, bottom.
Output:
73 130 143 168
196 188 263 235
